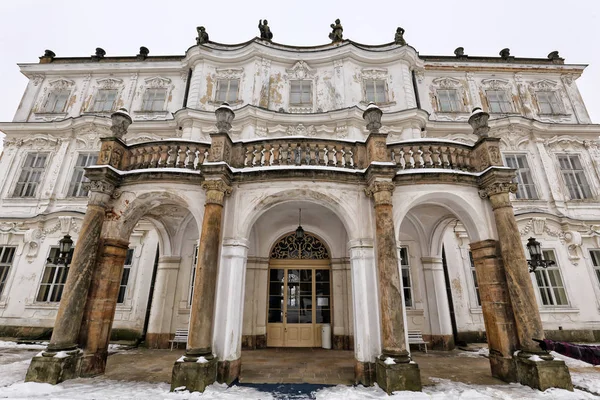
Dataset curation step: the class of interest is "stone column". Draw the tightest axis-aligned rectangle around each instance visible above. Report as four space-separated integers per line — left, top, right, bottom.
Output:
421 257 454 350
365 181 421 393
145 256 182 349
212 238 249 384
171 179 232 393
479 169 572 391
25 178 117 384
78 238 130 377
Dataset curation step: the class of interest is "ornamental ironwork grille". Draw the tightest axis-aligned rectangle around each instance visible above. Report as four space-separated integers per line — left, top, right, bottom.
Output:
270 232 329 260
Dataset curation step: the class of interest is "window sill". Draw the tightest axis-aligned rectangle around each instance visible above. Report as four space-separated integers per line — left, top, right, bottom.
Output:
32 112 68 121
25 302 60 310
406 308 423 316
133 110 170 120
2 197 42 203
289 105 313 114
82 111 114 116
469 307 483 314
116 305 133 312
539 307 579 313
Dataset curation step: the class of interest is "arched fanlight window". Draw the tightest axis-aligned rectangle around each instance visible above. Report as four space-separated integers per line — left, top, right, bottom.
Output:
270 232 329 260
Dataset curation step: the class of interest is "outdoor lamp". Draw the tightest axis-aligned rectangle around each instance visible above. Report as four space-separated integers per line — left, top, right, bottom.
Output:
362 102 383 133
215 102 235 133
526 237 554 273
59 234 73 255
295 208 305 240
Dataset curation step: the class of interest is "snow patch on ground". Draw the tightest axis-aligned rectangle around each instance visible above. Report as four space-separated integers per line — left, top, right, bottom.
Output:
571 372 600 395
457 347 489 358
0 340 47 350
551 351 600 369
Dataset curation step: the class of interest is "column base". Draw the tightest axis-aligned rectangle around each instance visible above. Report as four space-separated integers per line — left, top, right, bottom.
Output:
514 355 573 392
170 357 217 393
217 359 241 384
488 352 517 383
354 360 376 386
25 349 82 384
79 350 108 377
376 358 422 393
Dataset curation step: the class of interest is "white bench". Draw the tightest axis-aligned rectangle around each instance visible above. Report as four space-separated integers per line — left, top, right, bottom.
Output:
169 329 188 350
408 330 428 353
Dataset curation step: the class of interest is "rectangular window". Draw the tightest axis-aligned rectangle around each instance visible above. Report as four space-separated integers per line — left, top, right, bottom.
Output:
117 249 134 304
43 89 70 113
365 80 387 103
189 244 199 305
437 89 461 112
0 246 16 297
141 88 167 111
534 250 568 306
215 79 239 103
12 153 48 198
487 90 513 113
591 250 600 287
290 81 312 105
68 153 98 197
504 154 538 199
557 155 592 200
399 248 413 308
36 248 69 302
91 89 117 112
536 91 563 114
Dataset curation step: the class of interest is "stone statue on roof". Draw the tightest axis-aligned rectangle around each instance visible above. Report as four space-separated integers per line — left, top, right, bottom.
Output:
394 27 406 46
196 26 209 45
329 19 343 43
258 20 273 41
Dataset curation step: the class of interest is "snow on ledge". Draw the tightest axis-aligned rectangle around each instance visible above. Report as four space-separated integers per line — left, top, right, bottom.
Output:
384 357 396 365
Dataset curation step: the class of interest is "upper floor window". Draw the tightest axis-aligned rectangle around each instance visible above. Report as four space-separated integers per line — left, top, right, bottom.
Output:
141 88 167 111
91 89 117 112
290 81 312 106
591 250 600 288
364 80 387 104
437 89 461 112
486 90 513 113
0 246 16 297
36 248 69 303
557 155 592 200
13 153 48 198
68 153 98 197
534 250 568 306
469 252 481 306
43 89 70 113
536 91 563 114
216 79 239 103
504 154 538 200
399 247 413 308
117 249 134 304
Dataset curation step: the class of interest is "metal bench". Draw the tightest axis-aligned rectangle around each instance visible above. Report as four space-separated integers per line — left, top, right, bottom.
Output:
408 330 428 353
169 329 188 350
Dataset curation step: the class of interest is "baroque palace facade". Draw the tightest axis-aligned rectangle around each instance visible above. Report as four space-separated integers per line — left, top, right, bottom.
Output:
0 25 598 392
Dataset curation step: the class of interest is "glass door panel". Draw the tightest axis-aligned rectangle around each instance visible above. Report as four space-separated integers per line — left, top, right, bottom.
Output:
268 268 284 323
315 269 331 324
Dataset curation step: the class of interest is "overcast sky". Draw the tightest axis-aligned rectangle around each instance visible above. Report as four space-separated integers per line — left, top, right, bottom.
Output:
0 0 598 137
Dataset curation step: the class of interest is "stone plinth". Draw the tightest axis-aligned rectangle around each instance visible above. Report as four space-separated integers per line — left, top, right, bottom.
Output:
171 358 217 393
376 358 422 393
514 355 573 391
25 350 82 384
217 359 241 385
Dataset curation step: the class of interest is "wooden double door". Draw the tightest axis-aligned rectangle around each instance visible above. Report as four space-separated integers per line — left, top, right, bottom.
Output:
266 261 331 347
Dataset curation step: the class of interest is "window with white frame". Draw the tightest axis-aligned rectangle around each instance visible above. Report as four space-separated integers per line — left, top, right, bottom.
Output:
68 153 98 197
504 154 538 200
536 91 563 114
215 79 239 103
557 155 592 200
364 80 387 104
0 246 16 297
486 90 513 113
399 247 413 308
534 250 568 306
469 251 481 306
12 153 48 198
43 89 70 113
290 81 312 106
591 250 600 288
36 248 69 302
141 88 167 111
436 89 461 112
91 89 117 112
189 244 199 306
117 249 134 304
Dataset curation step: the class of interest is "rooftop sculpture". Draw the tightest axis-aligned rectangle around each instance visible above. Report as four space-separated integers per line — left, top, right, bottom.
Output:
258 20 273 41
394 27 406 46
196 26 209 45
329 19 343 43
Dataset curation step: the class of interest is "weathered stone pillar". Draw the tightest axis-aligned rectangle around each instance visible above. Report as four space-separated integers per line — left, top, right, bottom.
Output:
421 257 454 350
470 239 519 382
25 176 118 384
146 256 182 349
78 238 130 377
479 169 572 391
365 181 421 393
171 179 232 393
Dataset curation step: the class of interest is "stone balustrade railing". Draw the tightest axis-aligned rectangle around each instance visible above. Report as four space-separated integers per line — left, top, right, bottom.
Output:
388 140 475 172
124 141 211 171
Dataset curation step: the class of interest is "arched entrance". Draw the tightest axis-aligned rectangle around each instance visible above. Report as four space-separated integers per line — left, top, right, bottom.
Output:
266 232 331 347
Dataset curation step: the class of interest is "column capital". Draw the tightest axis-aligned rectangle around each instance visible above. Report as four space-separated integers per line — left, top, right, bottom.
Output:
202 179 232 205
364 181 395 206
478 182 517 209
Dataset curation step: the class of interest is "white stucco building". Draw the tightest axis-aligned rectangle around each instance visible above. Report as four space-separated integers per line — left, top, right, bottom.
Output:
0 29 599 389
